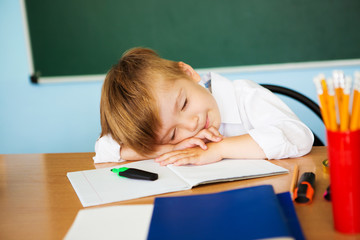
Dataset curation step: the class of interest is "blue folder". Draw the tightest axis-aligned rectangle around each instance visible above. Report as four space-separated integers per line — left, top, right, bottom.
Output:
147 185 305 240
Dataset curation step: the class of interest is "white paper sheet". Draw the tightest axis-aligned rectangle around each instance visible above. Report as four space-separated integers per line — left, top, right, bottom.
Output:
64 205 153 240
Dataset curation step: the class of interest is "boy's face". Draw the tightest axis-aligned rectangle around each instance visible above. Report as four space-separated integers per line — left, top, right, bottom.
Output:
155 76 221 145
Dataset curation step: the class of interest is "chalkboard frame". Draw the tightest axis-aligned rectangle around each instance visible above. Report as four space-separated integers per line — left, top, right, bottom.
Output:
23 0 360 83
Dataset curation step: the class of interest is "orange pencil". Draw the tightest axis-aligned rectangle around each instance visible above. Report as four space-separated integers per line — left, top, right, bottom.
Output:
350 76 360 131
321 79 328 95
314 75 330 129
340 77 351 131
327 78 338 131
356 72 360 130
333 70 344 110
320 75 329 104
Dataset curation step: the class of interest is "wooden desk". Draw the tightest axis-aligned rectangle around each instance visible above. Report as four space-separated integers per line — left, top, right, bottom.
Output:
0 147 359 240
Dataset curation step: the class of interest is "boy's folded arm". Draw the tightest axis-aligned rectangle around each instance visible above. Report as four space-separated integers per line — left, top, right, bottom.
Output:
208 124 313 161
120 144 175 161
244 89 314 159
121 136 215 161
156 134 267 166
248 121 314 160
93 137 174 162
239 82 314 160
93 131 219 163
214 134 267 160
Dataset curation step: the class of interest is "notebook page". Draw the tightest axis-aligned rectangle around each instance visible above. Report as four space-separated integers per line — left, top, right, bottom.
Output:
167 159 288 187
67 160 190 207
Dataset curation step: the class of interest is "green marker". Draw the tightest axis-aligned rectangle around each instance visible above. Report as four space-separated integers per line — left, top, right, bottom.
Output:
111 167 158 181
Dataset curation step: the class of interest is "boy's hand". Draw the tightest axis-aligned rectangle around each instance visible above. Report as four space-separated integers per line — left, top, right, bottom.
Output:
155 142 222 166
194 126 223 143
173 127 223 151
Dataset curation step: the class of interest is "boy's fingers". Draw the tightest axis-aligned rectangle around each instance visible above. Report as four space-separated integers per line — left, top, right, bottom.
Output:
207 126 222 138
173 138 206 151
203 131 222 142
188 138 207 150
195 127 222 142
158 152 194 166
155 150 188 162
173 158 193 166
173 154 209 166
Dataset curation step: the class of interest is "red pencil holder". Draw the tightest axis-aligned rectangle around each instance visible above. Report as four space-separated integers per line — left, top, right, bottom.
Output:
327 130 360 234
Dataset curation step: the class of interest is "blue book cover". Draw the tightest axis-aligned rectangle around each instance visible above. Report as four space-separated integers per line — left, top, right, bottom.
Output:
147 185 304 240
277 192 305 240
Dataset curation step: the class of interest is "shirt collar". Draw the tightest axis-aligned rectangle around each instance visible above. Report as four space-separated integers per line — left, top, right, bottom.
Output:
201 72 242 124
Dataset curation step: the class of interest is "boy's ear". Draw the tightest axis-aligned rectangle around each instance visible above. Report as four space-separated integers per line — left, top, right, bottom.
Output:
178 62 201 83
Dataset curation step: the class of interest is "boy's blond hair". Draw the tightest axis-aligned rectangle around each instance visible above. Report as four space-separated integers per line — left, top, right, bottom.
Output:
100 47 189 156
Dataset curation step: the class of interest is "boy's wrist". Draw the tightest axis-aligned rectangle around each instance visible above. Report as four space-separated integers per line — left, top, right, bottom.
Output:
206 141 224 160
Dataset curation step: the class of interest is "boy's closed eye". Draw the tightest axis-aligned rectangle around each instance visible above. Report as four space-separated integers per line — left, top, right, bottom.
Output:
171 97 189 141
181 98 188 111
171 128 177 141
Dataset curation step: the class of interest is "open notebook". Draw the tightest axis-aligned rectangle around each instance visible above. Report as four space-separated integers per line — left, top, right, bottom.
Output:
67 159 288 207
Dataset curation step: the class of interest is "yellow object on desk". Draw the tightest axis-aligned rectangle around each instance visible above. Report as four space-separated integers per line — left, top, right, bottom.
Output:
290 164 299 199
322 159 329 174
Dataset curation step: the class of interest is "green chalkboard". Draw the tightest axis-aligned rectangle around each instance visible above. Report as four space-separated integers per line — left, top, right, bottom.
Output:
25 0 360 80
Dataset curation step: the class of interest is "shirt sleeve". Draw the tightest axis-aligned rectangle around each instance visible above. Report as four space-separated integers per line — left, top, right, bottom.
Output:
93 134 124 163
234 80 314 159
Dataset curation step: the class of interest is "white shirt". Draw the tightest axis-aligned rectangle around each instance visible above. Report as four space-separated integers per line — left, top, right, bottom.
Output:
93 72 313 163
